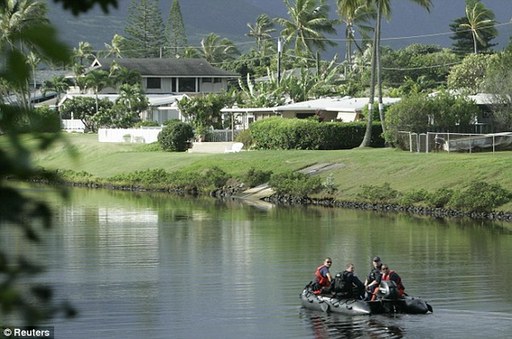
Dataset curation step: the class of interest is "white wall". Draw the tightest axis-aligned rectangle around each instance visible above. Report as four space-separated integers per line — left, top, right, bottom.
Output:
98 128 162 143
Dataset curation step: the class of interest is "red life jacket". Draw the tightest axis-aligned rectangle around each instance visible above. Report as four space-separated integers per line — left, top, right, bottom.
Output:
382 270 405 296
314 264 331 288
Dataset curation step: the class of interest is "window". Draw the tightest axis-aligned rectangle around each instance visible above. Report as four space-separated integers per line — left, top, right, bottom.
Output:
146 77 161 89
171 78 177 92
202 78 212 83
178 78 196 92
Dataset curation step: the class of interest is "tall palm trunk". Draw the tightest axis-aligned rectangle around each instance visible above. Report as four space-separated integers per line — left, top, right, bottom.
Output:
376 2 385 137
359 2 381 147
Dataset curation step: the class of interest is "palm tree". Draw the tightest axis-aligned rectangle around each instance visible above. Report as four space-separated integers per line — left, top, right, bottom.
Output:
41 75 70 114
246 14 276 55
116 83 148 113
26 51 40 89
84 69 110 113
199 33 240 64
459 0 496 54
336 0 375 68
275 0 337 57
0 0 47 49
73 41 95 65
109 61 141 87
0 0 48 109
359 0 432 148
103 34 125 58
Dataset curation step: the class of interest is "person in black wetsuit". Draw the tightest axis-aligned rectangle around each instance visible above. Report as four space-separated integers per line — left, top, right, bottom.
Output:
332 263 365 299
364 256 383 300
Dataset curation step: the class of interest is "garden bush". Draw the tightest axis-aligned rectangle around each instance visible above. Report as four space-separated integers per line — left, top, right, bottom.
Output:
235 129 253 149
249 117 384 150
158 122 194 152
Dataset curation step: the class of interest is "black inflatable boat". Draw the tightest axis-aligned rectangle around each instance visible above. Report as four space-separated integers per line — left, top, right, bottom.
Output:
300 280 433 315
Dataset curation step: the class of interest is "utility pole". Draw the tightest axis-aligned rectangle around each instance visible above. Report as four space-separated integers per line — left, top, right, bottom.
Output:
277 38 282 85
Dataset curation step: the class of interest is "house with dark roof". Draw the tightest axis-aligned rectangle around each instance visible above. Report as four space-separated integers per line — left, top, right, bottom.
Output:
89 58 239 95
58 58 240 125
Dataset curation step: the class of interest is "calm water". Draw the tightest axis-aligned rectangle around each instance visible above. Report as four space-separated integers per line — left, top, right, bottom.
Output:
2 186 512 338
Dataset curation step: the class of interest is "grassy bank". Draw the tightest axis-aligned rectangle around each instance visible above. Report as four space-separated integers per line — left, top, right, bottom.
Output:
13 133 512 212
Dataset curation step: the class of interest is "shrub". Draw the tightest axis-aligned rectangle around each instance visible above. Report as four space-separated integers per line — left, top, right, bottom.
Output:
399 189 429 206
243 167 272 188
109 169 171 185
322 174 338 195
158 122 194 152
249 117 384 150
269 171 323 196
357 182 401 203
425 188 454 208
447 181 512 213
199 166 230 188
235 129 253 149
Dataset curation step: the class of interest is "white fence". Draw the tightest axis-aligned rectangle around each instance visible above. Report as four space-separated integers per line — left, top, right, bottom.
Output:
62 119 85 133
98 127 163 143
95 127 242 144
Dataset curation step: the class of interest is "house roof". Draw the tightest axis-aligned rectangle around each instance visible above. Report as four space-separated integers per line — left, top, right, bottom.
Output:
274 96 401 113
220 96 402 117
91 58 239 78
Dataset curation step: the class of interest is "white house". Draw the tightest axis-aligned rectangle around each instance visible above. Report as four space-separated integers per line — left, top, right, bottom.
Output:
221 96 402 129
88 58 239 95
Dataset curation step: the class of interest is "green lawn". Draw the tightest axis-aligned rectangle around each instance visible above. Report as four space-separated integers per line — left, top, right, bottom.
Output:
7 133 512 211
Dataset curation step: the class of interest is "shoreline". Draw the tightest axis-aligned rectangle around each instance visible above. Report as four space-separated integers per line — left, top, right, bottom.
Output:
47 180 512 223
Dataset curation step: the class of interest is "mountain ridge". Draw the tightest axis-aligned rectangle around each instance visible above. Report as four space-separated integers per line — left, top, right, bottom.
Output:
46 0 512 54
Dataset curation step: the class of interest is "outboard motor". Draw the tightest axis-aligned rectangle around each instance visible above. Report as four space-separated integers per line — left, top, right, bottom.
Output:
378 280 399 300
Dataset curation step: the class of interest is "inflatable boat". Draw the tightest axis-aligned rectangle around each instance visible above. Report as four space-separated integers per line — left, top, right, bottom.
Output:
300 281 433 315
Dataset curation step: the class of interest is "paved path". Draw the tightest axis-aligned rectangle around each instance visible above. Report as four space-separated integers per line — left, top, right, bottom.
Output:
188 142 239 153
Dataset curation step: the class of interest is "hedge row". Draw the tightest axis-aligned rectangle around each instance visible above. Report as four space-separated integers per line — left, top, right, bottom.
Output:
249 117 385 150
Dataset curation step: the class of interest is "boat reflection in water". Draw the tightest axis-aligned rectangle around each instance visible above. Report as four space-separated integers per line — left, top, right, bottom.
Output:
300 308 404 339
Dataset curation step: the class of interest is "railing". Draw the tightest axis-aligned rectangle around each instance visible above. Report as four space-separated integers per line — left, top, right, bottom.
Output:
206 129 243 142
397 131 512 153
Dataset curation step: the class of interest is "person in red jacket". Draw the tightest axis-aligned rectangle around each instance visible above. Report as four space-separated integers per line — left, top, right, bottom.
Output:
381 264 405 297
312 257 333 294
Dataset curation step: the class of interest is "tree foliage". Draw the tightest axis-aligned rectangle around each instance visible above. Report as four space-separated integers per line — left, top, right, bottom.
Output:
381 44 458 93
246 13 276 54
449 0 497 55
123 0 166 57
60 96 113 132
481 51 512 131
447 53 493 93
384 91 479 145
276 0 337 57
0 0 117 326
167 0 188 58
178 93 234 130
91 84 147 128
198 33 240 65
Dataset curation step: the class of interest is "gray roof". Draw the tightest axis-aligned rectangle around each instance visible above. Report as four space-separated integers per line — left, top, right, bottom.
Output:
274 96 401 112
92 58 239 78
